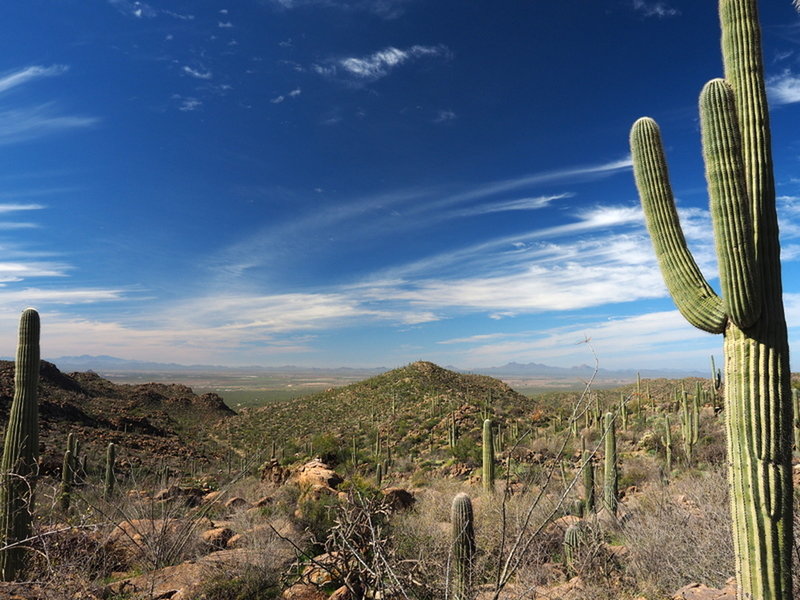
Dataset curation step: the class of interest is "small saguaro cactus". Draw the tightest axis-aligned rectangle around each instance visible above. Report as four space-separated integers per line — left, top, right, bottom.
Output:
482 419 495 494
375 462 383 487
630 1 792 595
0 309 41 581
602 412 617 516
450 492 475 600
563 521 588 575
710 355 722 391
104 443 116 500
60 449 73 512
679 390 699 465
662 415 673 476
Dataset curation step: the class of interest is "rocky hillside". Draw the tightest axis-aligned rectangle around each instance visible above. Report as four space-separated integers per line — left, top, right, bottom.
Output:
0 360 236 473
226 360 543 465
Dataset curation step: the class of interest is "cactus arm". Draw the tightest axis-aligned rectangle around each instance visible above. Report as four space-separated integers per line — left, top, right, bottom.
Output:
720 0 775 249
700 79 761 328
630 117 727 333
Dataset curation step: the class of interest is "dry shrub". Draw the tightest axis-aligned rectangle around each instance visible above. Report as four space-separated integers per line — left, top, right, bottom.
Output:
390 475 570 599
623 468 733 596
619 454 661 491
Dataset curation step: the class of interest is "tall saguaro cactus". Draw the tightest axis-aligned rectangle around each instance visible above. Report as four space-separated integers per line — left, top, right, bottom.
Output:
0 309 41 581
629 2 792 597
602 412 617 516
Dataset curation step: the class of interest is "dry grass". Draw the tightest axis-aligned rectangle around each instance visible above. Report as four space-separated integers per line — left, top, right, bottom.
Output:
622 468 733 596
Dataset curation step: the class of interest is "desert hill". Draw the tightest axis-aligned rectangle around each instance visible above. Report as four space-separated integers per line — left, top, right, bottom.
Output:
226 360 543 467
0 360 236 474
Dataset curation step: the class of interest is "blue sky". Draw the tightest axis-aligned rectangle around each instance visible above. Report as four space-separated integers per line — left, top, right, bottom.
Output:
0 0 798 370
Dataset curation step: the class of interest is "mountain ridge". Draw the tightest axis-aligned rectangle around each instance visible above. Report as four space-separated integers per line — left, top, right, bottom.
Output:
44 355 708 380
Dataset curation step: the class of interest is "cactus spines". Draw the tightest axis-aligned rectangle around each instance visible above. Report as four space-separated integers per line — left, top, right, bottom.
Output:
602 412 617 517
104 443 116 501
482 419 495 494
630 2 792 596
581 435 594 516
0 309 41 581
450 493 475 600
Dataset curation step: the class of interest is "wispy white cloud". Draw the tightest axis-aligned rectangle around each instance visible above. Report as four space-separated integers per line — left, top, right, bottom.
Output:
267 0 415 19
208 155 636 282
0 65 69 95
0 105 98 145
439 310 714 370
434 109 456 123
176 97 202 112
182 66 213 80
450 194 572 218
631 0 680 18
108 0 157 18
0 204 45 213
218 21 233 28
315 45 449 82
271 88 301 104
767 70 800 105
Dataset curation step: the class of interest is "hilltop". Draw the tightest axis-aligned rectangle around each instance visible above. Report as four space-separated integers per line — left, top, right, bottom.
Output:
226 360 541 467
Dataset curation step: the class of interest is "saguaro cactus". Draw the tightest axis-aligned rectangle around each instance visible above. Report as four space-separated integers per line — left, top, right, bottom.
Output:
482 419 495 493
662 415 673 476
60 449 73 512
104 443 116 501
629 2 792 596
602 412 617 516
581 435 595 516
679 390 700 465
563 521 588 575
0 309 41 581
450 492 475 600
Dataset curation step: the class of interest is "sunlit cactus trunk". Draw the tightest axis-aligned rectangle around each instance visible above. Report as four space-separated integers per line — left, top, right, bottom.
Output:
0 309 40 581
482 419 494 494
630 2 791 597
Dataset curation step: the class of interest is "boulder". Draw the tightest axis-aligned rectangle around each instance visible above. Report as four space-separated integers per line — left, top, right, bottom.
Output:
382 487 415 511
296 459 343 490
201 527 234 550
673 580 736 600
224 496 250 510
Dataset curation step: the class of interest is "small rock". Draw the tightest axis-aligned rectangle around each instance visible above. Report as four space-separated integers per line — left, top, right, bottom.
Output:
201 527 234 550
382 487 415 511
281 583 327 600
225 496 250 510
329 585 352 600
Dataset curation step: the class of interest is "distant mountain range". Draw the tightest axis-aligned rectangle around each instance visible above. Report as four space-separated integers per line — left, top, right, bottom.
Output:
42 354 708 381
